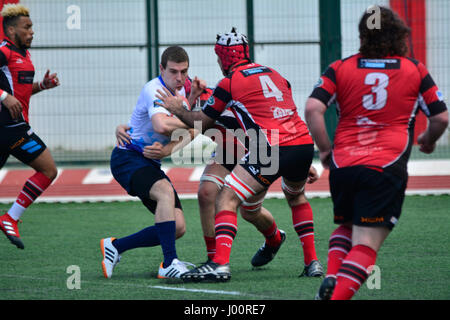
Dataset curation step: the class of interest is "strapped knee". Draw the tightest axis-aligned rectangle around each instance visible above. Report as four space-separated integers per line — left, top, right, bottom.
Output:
241 198 264 212
200 173 225 189
281 177 305 196
224 173 256 202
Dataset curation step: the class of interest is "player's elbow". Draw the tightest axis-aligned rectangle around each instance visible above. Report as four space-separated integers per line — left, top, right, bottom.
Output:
305 98 326 126
430 110 449 133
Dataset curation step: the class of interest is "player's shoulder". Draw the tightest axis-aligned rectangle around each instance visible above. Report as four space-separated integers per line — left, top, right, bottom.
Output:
143 77 164 92
0 40 10 58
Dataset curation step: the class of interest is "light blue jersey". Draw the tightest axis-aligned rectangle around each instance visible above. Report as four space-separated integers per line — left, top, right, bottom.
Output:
124 76 186 154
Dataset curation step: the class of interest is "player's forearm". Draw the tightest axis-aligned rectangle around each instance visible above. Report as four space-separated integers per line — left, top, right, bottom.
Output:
31 82 42 95
422 111 449 145
172 108 212 131
154 116 189 136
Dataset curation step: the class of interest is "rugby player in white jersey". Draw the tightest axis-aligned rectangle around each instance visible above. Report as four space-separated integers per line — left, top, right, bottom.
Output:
101 46 204 279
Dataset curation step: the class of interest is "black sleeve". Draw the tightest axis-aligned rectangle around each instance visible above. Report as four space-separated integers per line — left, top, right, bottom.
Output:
0 50 7 67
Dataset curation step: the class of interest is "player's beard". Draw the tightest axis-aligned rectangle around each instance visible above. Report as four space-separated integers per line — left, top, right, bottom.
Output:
14 34 31 50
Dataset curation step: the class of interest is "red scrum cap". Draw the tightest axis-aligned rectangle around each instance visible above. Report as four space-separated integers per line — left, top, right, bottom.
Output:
215 27 250 74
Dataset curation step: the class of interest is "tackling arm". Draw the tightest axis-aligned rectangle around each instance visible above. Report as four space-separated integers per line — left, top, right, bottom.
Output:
155 86 216 132
152 113 190 136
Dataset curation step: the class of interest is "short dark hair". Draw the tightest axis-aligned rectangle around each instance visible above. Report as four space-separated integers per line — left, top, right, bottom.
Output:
359 6 410 58
160 46 189 69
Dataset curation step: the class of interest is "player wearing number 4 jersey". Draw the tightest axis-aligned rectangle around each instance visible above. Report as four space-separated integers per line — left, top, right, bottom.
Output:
155 28 323 282
306 6 448 300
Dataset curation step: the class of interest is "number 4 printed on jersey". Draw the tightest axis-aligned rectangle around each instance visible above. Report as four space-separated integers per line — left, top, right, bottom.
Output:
259 75 284 101
363 72 389 110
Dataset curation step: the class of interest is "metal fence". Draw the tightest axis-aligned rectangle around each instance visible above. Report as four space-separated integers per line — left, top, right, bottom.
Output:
5 0 449 165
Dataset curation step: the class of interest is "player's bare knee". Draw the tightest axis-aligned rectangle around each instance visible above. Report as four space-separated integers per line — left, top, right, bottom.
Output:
150 181 175 204
286 192 308 207
239 207 259 222
198 182 219 206
42 165 58 181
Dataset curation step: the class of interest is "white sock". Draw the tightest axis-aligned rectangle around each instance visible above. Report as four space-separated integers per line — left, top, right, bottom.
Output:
8 202 26 221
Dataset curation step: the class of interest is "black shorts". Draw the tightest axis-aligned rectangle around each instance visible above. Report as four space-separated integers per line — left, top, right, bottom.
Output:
0 123 47 168
241 143 314 188
110 147 182 214
329 166 407 230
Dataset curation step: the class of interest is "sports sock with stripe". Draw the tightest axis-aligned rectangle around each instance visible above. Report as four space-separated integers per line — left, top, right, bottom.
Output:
331 244 377 300
291 202 318 265
326 225 352 277
261 221 281 248
8 172 52 221
212 210 237 265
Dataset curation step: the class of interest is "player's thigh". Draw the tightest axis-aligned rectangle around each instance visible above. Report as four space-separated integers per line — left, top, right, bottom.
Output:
329 167 358 225
149 178 176 203
28 148 58 180
352 225 391 252
0 152 9 169
352 168 407 230
6 126 51 172
279 144 314 182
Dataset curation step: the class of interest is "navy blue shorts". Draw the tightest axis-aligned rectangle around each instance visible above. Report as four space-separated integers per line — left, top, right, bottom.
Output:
110 147 182 214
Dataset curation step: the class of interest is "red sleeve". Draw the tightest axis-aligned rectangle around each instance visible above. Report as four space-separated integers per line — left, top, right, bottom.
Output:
309 60 341 107
417 62 447 117
202 77 232 119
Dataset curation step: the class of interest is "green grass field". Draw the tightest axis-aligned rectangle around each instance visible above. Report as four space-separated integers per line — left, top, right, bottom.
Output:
1 195 449 300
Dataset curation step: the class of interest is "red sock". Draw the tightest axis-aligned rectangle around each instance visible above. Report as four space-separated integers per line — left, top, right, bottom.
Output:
331 245 377 300
292 202 318 265
213 210 237 265
261 221 281 247
204 236 216 260
16 172 52 208
326 225 352 277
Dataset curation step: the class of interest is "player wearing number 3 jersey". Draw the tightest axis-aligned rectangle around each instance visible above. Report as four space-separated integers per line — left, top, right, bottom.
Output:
306 7 448 300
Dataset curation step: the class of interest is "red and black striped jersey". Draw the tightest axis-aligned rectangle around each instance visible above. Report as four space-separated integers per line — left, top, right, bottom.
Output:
202 60 312 147
0 37 35 126
310 53 447 173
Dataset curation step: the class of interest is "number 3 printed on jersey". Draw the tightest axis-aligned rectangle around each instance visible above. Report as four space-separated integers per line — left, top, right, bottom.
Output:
363 72 389 110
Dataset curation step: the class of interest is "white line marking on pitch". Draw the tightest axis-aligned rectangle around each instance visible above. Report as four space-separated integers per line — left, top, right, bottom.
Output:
0 274 270 299
148 285 244 297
